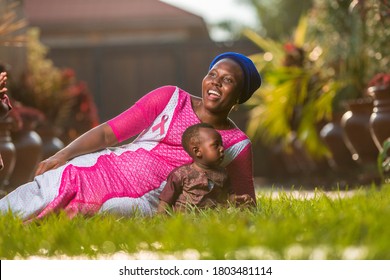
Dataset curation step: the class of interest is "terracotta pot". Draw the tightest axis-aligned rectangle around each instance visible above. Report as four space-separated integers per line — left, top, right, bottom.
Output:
340 98 378 164
275 133 318 177
36 124 64 160
368 85 390 151
9 120 43 189
0 119 16 193
320 114 356 171
0 100 10 119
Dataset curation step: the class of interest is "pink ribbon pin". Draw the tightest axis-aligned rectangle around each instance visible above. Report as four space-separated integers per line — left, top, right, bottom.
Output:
152 115 169 135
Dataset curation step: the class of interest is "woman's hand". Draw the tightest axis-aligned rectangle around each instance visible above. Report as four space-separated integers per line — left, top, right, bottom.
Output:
34 123 118 176
0 72 7 93
35 152 68 176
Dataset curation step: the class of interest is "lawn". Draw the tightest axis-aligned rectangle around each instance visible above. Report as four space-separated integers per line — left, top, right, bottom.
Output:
1 184 389 260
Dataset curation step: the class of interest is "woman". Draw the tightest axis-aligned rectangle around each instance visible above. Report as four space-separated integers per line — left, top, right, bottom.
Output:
0 52 262 220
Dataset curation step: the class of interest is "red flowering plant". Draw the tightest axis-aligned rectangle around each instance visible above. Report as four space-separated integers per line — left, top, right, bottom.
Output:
7 101 45 131
243 16 342 159
367 73 390 89
9 29 100 145
56 73 100 144
283 42 305 67
366 72 390 98
9 29 65 125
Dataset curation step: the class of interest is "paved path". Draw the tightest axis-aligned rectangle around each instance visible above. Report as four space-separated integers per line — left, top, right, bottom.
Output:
254 177 361 199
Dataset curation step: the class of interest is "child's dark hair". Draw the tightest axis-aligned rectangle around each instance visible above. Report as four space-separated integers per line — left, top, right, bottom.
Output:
182 123 215 155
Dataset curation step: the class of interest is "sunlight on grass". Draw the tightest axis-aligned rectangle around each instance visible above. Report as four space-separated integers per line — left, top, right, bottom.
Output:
1 184 390 260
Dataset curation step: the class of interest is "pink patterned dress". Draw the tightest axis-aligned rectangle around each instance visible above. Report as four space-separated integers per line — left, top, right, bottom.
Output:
0 86 254 220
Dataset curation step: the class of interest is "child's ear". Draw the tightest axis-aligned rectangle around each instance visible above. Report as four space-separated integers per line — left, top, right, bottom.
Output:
193 146 202 158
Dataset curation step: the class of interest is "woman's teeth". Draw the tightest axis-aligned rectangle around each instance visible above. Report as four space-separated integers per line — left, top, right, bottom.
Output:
208 90 221 97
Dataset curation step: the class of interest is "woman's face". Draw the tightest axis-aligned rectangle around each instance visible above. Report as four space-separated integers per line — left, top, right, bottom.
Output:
201 58 244 114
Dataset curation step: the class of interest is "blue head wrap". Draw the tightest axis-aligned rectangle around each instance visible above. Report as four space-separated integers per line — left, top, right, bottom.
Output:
209 52 261 104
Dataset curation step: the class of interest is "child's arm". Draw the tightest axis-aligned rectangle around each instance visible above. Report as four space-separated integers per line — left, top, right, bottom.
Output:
157 167 183 214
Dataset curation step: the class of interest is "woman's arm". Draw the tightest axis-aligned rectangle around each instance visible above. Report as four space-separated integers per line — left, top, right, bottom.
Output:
35 86 177 175
35 123 117 175
226 143 256 203
107 85 177 142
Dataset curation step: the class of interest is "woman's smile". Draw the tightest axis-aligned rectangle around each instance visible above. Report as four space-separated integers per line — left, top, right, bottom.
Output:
207 89 222 100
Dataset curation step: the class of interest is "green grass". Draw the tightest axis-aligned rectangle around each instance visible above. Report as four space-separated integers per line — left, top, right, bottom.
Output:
1 184 390 260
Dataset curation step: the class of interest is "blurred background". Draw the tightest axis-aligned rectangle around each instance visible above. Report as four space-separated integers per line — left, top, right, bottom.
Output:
0 0 389 193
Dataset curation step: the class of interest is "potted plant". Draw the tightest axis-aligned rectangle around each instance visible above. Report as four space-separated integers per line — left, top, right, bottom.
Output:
10 28 100 158
243 16 342 177
8 101 45 188
0 0 26 47
368 73 390 151
0 0 26 191
377 138 390 184
307 0 389 182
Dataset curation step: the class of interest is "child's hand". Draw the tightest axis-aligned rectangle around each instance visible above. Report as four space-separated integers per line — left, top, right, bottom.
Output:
229 194 255 207
157 200 172 215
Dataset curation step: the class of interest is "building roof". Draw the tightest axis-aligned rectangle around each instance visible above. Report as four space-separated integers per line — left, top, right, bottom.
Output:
23 0 210 47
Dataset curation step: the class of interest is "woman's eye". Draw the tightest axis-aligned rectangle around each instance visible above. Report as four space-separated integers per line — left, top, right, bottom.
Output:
223 77 233 83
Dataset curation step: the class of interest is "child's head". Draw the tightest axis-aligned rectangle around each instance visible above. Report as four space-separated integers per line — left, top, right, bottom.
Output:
182 123 225 167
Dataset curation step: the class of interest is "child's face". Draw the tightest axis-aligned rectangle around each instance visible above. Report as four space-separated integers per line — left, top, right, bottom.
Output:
195 127 224 168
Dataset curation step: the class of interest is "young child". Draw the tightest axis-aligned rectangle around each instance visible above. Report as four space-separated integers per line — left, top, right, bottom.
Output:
157 123 254 214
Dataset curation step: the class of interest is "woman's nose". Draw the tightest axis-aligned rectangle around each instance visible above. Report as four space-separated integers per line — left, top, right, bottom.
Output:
211 77 222 86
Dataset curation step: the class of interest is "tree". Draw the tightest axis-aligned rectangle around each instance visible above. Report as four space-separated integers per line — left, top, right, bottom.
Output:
242 0 314 40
